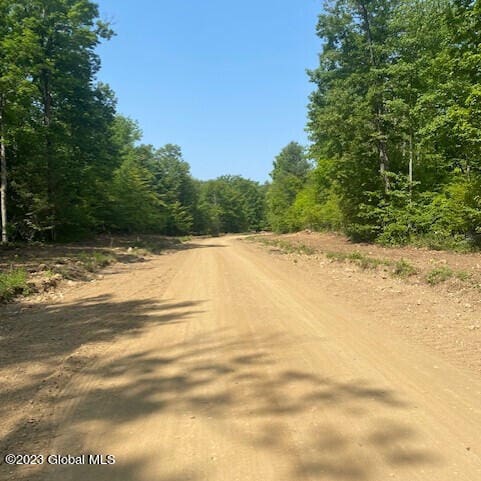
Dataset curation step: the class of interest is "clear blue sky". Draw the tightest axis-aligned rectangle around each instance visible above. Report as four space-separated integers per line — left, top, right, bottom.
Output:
96 1 321 182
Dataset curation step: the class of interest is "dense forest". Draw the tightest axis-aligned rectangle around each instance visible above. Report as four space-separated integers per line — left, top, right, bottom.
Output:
270 0 481 250
0 0 267 242
1 0 481 249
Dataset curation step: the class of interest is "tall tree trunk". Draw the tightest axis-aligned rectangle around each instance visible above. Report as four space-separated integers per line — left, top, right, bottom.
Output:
0 95 7 244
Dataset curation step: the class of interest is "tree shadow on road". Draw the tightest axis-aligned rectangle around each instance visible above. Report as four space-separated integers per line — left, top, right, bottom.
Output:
2 318 443 481
0 294 205 480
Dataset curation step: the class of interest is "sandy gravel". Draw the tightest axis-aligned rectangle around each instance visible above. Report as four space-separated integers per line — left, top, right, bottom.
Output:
1 236 480 481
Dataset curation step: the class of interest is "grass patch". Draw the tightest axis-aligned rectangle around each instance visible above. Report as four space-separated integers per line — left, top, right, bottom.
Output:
280 241 315 255
326 251 389 270
248 236 315 255
426 266 453 285
392 259 417 278
251 237 478 289
0 269 29 302
416 236 475 253
77 251 116 272
325 251 349 262
455 270 472 281
130 237 184 255
349 252 385 269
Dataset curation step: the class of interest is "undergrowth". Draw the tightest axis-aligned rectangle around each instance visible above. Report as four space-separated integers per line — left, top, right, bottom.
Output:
248 236 479 289
131 237 184 255
392 259 418 278
325 251 390 270
77 252 117 272
250 237 315 255
0 269 29 302
425 266 454 285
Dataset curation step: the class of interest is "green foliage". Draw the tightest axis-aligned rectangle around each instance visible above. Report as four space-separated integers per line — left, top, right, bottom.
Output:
77 251 116 272
197 176 266 235
2 0 117 241
426 266 454 285
149 145 196 235
2 3 271 241
302 0 481 250
249 237 315 255
109 156 164 233
455 270 471 282
325 251 350 262
0 269 29 302
266 142 310 232
5 0 481 245
393 259 417 278
287 179 343 232
325 251 388 270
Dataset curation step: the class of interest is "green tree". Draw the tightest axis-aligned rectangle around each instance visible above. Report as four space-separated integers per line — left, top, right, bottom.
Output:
196 176 266 234
306 0 481 246
0 1 39 242
149 144 196 235
109 156 164 233
10 0 114 239
106 116 164 233
266 142 309 232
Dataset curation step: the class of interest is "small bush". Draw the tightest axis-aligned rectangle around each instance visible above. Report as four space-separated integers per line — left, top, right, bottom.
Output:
393 259 417 278
0 269 29 302
345 223 379 243
77 252 116 272
455 270 472 281
325 251 349 262
352 253 387 270
426 266 453 285
347 252 364 262
326 250 388 269
252 237 315 256
414 234 474 253
295 243 316 255
287 186 343 232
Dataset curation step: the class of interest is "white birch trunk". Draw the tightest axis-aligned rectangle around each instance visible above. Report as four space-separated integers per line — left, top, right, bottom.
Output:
0 97 7 244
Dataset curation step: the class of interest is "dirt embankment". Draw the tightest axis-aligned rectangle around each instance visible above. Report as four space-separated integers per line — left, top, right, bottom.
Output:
247 232 481 374
0 235 189 303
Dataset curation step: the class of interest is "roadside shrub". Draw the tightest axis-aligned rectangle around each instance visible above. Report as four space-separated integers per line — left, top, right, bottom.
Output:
348 252 386 269
393 259 417 278
455 270 472 281
326 250 387 269
345 222 379 243
288 188 343 232
426 266 453 285
348 179 480 251
77 252 116 272
325 251 349 262
0 269 29 302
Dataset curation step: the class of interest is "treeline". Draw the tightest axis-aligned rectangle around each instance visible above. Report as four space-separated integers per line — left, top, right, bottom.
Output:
0 0 266 242
4 0 480 248
107 117 267 236
268 0 481 249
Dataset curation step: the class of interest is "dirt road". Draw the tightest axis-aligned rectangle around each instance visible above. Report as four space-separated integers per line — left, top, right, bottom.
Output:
2 237 481 481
